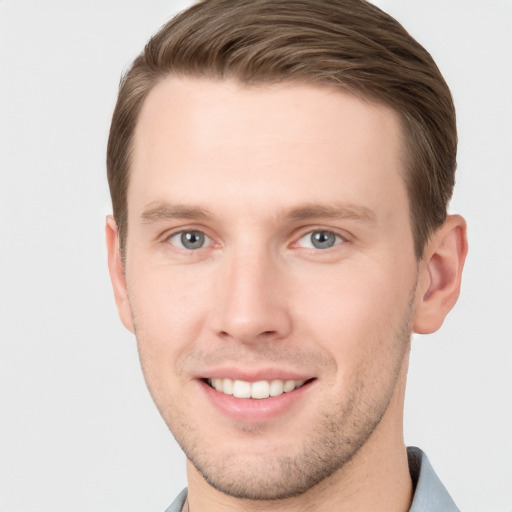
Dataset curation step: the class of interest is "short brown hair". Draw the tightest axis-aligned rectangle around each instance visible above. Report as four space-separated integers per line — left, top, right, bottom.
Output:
107 0 457 258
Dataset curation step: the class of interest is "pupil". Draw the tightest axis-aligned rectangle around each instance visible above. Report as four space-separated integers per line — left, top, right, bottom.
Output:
312 231 335 249
181 231 204 249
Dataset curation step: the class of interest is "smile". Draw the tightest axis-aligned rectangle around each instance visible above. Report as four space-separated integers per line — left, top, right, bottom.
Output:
206 378 307 399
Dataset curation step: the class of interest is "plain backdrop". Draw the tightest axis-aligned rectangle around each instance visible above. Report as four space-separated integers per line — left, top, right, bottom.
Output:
0 1 511 511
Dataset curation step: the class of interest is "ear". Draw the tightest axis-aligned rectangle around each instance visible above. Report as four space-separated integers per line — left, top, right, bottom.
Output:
105 216 135 333
413 215 468 334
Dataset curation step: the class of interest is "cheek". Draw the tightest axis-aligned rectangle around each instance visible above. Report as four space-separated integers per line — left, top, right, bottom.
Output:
126 264 213 368
126 266 215 418
293 259 416 358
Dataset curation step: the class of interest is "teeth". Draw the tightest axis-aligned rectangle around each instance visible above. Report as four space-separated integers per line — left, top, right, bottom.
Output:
269 379 284 396
283 380 296 392
251 380 270 399
208 378 306 399
211 378 223 392
233 380 251 398
222 378 233 395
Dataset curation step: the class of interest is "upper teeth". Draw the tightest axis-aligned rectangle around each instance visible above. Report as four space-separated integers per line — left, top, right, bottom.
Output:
208 378 306 399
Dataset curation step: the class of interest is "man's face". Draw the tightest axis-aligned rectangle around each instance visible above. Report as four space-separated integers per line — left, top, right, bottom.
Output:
118 78 421 499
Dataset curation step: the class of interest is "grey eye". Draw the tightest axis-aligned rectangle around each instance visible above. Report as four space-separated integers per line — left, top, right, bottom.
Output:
298 230 343 249
169 230 209 250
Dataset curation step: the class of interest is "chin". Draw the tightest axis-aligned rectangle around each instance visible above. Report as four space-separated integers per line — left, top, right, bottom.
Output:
177 402 382 501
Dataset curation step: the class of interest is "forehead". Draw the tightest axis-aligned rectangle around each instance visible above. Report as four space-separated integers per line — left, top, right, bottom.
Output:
130 77 408 226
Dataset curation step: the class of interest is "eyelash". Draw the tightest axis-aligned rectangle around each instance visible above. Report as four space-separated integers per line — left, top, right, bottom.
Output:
164 227 347 253
295 230 345 250
166 230 213 251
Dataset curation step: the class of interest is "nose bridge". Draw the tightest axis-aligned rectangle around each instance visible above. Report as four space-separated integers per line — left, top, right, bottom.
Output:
214 241 292 343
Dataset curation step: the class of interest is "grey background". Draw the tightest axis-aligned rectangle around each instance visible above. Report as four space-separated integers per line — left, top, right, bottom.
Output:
0 1 510 511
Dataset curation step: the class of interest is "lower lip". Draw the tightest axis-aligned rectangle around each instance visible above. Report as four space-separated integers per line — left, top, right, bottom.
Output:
199 380 314 423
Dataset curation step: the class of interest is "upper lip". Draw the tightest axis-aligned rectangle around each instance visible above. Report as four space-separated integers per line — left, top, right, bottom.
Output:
196 367 315 382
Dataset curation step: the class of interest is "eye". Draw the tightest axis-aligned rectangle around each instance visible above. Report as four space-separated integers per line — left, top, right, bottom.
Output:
168 230 211 250
297 230 344 250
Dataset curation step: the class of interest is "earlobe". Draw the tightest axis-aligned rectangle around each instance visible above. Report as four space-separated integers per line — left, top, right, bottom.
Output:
413 215 468 334
105 216 135 333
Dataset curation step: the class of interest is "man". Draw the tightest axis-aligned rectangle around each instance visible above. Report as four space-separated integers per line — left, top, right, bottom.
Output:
105 1 468 511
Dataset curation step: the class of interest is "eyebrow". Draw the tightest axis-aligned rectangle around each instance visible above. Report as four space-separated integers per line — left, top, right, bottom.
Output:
140 200 376 225
140 202 210 223
284 203 377 224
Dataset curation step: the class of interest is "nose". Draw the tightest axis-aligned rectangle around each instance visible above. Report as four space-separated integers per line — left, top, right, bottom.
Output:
213 247 293 345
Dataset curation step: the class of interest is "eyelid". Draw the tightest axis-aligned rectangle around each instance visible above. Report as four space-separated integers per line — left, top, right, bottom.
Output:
159 225 349 252
164 227 214 251
293 228 348 250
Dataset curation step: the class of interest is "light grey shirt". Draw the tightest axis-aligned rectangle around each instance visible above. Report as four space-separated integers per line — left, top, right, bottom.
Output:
164 447 459 512
408 447 460 512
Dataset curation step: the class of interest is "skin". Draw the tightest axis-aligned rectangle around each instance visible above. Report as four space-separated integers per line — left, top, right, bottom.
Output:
106 78 467 512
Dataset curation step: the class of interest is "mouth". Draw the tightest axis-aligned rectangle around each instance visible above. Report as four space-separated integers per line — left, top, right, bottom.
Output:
204 377 313 399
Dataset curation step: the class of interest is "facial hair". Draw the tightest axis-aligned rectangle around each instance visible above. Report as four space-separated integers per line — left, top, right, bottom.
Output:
139 291 416 501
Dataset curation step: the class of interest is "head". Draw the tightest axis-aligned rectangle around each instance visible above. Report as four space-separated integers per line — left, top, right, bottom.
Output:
106 0 467 505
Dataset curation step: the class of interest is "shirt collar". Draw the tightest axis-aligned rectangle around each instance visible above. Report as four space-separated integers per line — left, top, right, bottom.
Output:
408 446 460 512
